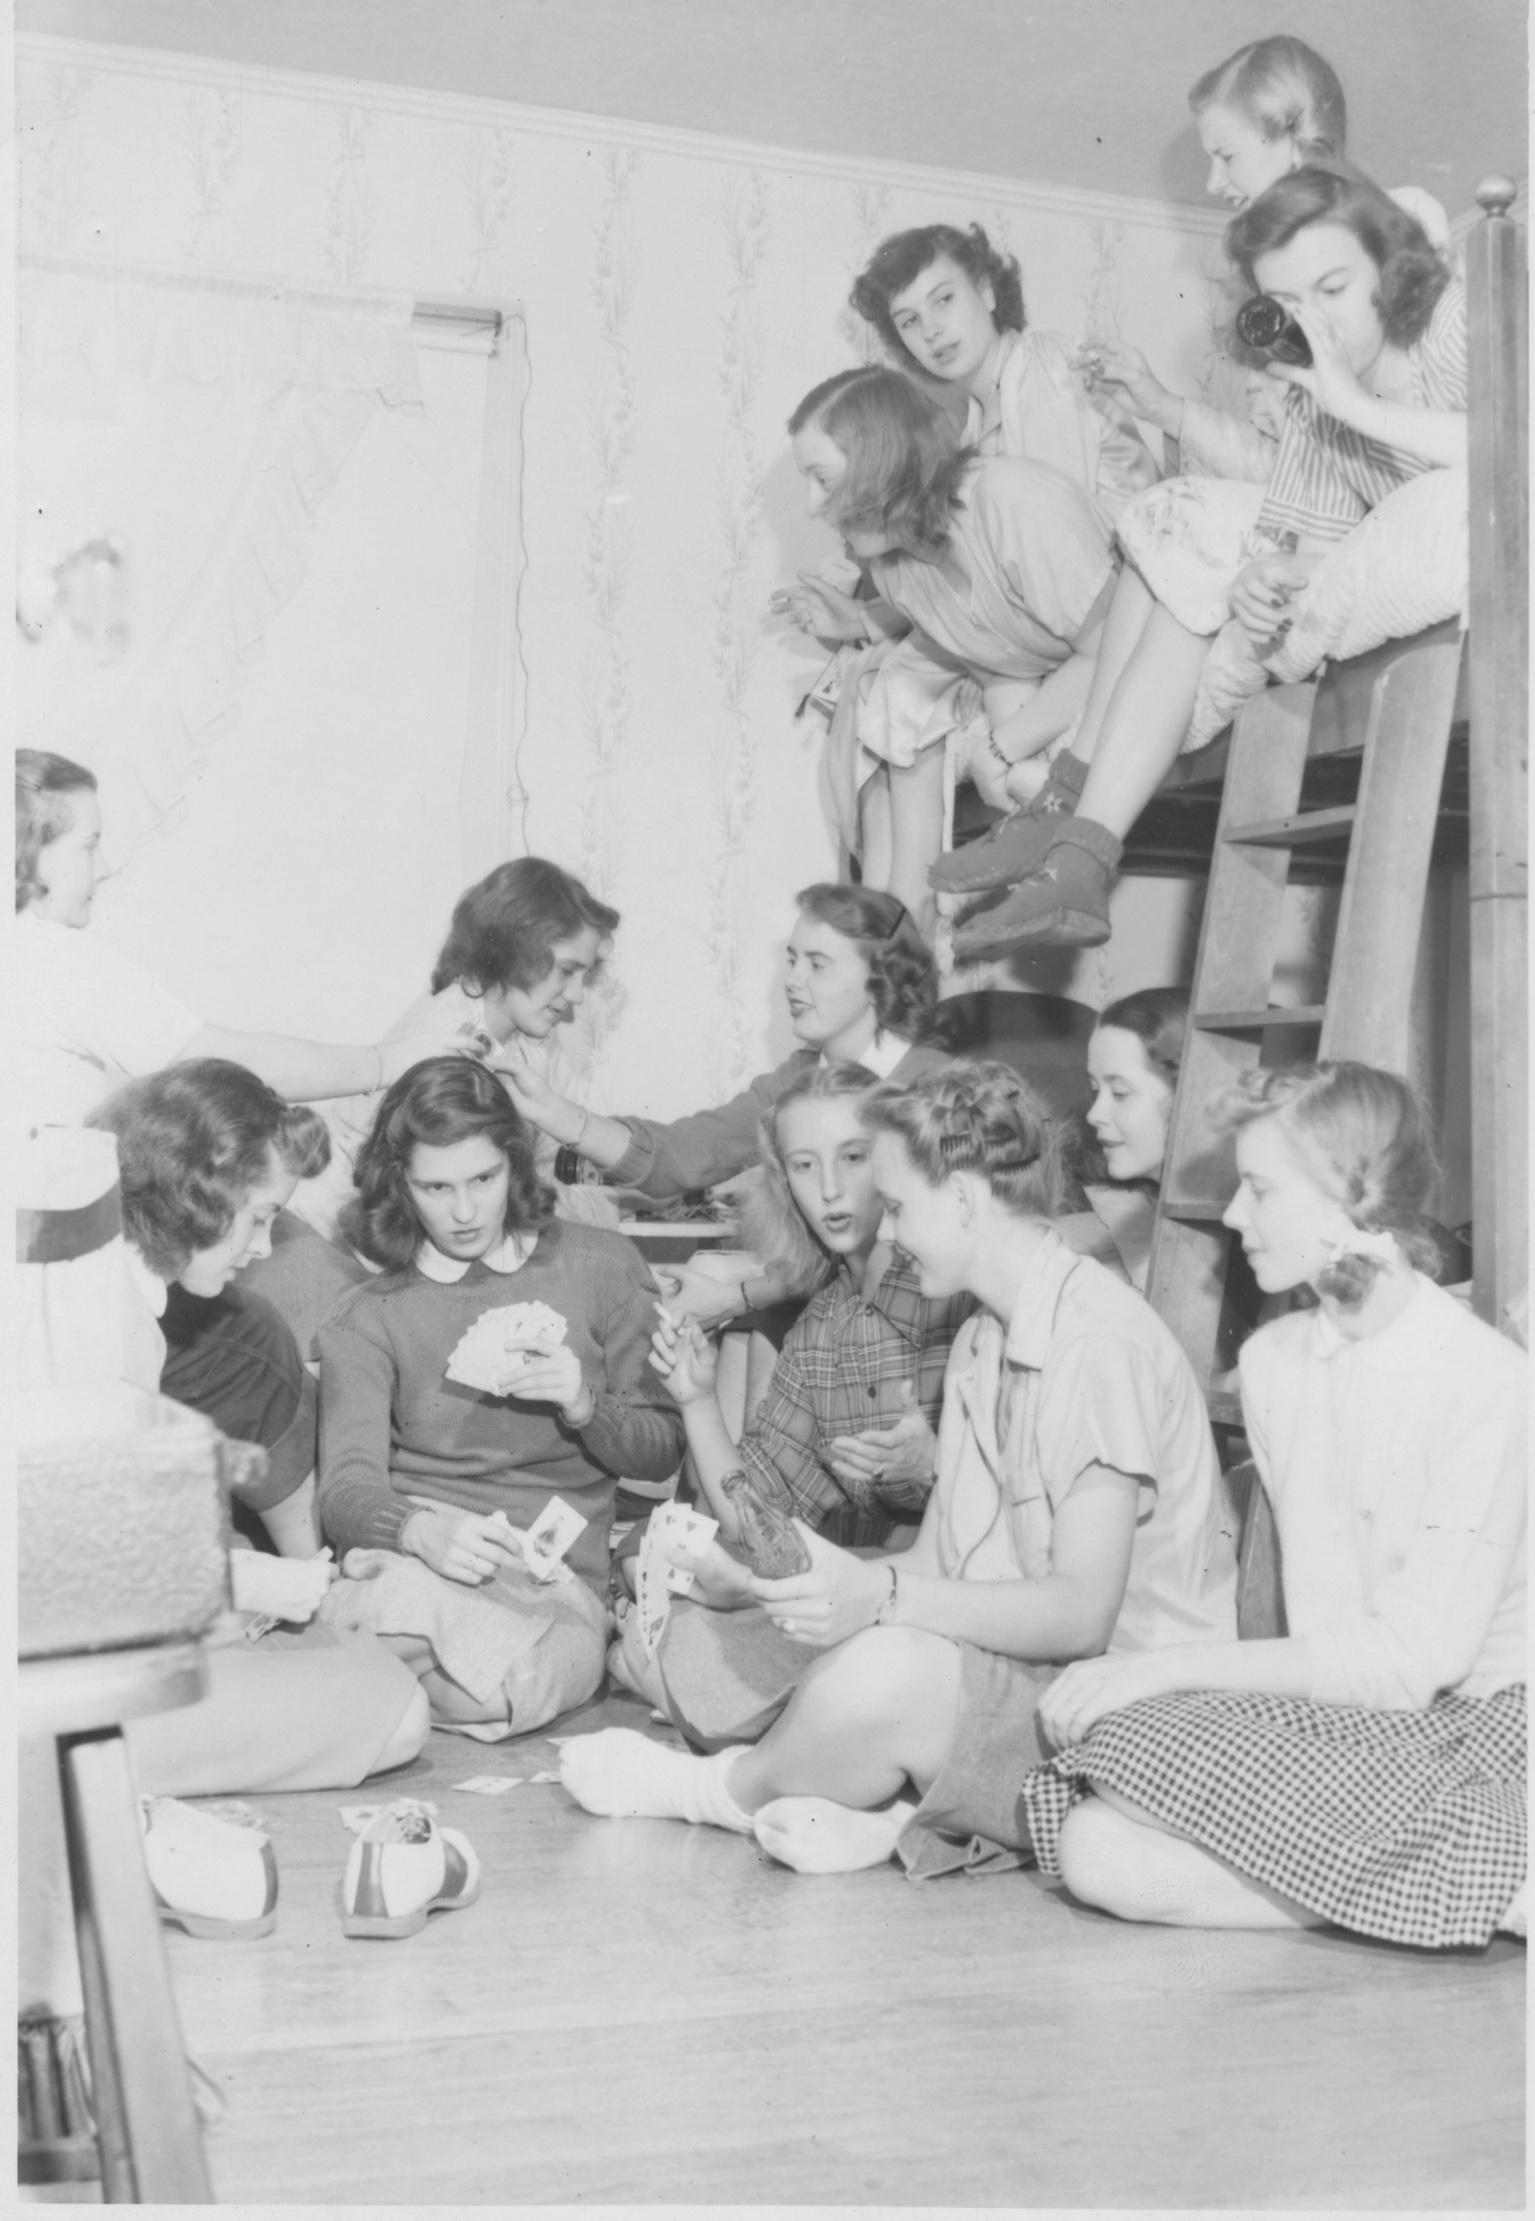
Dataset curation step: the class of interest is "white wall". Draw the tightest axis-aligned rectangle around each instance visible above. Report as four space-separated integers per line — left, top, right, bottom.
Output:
19 36 1243 1110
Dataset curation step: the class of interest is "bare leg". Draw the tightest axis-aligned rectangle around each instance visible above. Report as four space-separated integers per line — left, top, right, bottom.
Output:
858 769 894 893
1057 1787 1328 1931
1075 604 1213 839
882 749 945 936
559 1628 963 1869
1068 566 1159 767
376 1633 512 1726
260 1472 322 1555
729 1626 961 1807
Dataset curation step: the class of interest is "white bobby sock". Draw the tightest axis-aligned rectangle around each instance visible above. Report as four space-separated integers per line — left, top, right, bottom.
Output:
752 1795 917 1875
559 1729 754 1832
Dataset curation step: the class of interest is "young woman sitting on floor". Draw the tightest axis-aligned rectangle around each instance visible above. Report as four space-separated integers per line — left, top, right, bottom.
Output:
1081 987 1188 1292
1023 1062 1527 1950
88 1059 428 1797
611 1062 976 1733
499 882 952 1329
316 1057 685 1737
561 1060 1237 1877
289 856 620 1245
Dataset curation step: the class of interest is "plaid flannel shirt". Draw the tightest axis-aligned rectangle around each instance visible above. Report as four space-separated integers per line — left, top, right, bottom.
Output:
738 1254 977 1547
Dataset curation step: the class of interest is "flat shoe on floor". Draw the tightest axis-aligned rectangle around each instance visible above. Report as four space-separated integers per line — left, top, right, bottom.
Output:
140 1796 278 1941
341 1799 480 1940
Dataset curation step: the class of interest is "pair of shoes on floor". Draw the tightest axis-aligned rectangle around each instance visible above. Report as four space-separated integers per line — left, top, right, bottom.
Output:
140 1795 478 1944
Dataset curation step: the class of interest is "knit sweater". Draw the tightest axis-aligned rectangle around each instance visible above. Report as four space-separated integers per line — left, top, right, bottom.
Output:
317 1218 685 1593
607 1037 953 1200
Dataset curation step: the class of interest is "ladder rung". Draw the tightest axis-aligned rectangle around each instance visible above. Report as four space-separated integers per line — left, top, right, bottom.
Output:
1223 805 1357 848
1160 1197 1231 1221
1194 1005 1326 1032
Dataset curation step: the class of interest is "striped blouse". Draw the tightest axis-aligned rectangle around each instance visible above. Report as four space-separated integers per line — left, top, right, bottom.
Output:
1255 279 1467 547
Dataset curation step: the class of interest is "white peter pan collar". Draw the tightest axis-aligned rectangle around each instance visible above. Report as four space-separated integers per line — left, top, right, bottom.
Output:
415 1230 533 1284
818 1028 909 1081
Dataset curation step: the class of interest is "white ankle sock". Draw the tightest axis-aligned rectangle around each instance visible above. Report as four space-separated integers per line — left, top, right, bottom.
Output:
752 1795 916 1875
559 1729 754 1832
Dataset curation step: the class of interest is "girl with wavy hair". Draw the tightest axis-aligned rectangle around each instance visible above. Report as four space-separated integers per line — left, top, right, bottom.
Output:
289 855 620 1245
770 370 1116 921
850 222 1157 528
87 1058 429 1795
1023 1063 1527 1950
316 1057 685 1735
561 1060 1236 1878
502 882 953 1328
945 165 1465 959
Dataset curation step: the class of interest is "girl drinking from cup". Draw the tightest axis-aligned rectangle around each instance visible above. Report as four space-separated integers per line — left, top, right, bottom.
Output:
561 1061 1236 1878
1079 36 1448 486
779 369 1116 923
948 166 1466 960
316 1057 685 1735
1022 1063 1526 1949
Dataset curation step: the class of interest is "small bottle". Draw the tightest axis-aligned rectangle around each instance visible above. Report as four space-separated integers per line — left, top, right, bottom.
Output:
1235 294 1312 368
721 1472 812 1577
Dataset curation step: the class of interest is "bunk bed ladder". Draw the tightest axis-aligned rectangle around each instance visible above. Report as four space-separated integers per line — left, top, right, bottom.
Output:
1147 177 1528 1405
1145 629 1464 1407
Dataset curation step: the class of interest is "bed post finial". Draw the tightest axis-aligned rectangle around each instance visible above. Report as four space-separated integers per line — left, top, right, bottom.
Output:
1475 175 1518 218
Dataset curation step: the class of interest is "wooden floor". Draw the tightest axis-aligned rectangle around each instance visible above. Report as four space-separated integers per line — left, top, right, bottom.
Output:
154 1692 1524 2209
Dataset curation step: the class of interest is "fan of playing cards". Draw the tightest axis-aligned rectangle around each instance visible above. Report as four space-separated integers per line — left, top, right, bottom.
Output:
445 1301 569 1395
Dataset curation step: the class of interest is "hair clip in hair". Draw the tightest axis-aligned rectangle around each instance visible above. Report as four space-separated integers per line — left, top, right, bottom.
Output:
1324 1225 1398 1268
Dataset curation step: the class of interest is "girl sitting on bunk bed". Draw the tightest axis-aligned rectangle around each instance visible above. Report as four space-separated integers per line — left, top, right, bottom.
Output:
775 224 1155 900
560 1061 1237 1878
947 162 1466 962
1077 34 1449 491
1021 1063 1526 1951
774 367 1117 927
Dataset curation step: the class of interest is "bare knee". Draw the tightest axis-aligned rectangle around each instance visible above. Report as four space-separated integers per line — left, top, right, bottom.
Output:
809 1625 954 1714
372 1681 431 1774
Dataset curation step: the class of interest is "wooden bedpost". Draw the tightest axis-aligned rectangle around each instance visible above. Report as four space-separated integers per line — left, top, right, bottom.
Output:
1465 177 1528 1333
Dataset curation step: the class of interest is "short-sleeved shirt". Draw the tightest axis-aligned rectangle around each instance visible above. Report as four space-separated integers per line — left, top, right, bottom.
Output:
930 1231 1237 1653
737 1252 976 1547
12 910 202 1128
1255 279 1468 546
867 458 1117 687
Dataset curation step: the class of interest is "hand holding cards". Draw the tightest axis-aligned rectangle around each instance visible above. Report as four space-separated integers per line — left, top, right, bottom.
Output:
446 1301 570 1396
634 1501 720 1659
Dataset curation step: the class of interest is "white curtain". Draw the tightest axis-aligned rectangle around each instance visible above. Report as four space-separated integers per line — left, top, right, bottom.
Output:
17 257 423 856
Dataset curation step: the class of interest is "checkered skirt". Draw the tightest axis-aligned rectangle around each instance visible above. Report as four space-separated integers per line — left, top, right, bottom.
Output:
1019 1683 1526 1950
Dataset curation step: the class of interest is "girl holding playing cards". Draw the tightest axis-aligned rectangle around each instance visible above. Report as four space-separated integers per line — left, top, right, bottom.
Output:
1018 1063 1527 1949
317 1057 684 1735
561 1060 1236 1875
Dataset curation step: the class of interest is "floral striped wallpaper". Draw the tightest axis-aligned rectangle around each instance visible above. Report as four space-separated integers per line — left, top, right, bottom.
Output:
18 35 1234 1117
